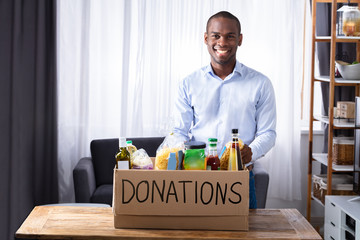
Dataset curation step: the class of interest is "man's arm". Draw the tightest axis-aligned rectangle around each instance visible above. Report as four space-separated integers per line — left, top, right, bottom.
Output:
172 78 193 142
248 78 277 161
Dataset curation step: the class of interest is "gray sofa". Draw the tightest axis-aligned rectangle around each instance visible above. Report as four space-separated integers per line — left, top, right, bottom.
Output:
73 137 269 208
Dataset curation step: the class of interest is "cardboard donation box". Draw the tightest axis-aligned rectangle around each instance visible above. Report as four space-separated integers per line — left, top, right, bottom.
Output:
113 169 249 231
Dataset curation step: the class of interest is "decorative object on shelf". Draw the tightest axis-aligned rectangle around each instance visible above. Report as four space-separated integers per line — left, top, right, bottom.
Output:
336 101 355 119
335 60 360 80
336 5 346 37
342 5 360 36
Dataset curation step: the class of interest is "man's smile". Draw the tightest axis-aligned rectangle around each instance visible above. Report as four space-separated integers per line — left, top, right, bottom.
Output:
214 48 230 56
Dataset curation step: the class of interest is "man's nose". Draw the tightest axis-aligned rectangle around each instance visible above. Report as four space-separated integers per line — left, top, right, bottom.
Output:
217 36 227 46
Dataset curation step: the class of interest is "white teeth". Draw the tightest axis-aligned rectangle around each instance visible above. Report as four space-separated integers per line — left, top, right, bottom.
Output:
217 50 227 54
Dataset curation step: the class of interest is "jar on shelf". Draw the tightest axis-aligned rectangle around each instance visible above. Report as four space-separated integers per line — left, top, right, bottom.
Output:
342 5 360 36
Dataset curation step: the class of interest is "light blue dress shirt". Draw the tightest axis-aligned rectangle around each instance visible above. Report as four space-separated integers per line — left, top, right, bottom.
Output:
173 60 276 162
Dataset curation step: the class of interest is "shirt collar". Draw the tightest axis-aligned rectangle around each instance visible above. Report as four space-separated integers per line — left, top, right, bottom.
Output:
204 60 243 79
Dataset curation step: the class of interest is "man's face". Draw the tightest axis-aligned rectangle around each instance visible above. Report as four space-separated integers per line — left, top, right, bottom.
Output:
204 17 242 67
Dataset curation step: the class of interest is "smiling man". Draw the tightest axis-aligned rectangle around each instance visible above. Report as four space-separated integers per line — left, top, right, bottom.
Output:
172 11 276 209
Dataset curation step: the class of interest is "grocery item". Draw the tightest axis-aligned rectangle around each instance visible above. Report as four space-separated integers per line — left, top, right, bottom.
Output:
206 138 220 170
126 140 137 168
155 133 184 170
220 139 244 170
132 149 153 169
155 147 182 170
126 140 137 154
228 129 243 171
167 152 177 170
183 141 206 170
115 137 131 169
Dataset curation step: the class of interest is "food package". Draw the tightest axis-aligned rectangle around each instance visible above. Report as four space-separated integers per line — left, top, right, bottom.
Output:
132 149 153 170
155 133 184 170
220 140 244 170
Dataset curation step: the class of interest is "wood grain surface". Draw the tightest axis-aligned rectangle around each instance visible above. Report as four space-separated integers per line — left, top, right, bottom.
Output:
16 206 322 240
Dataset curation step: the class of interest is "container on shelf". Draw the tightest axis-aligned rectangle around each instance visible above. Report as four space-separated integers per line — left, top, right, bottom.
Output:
332 137 354 165
342 5 360 36
337 5 346 36
312 174 355 204
335 61 360 80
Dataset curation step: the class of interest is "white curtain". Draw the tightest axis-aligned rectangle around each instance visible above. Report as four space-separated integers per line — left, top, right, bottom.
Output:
57 0 309 202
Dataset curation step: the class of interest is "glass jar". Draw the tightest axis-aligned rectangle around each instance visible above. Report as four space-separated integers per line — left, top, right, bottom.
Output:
183 141 206 170
342 6 360 36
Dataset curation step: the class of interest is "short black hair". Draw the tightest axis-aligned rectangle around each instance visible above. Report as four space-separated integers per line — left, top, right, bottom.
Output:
206 11 241 35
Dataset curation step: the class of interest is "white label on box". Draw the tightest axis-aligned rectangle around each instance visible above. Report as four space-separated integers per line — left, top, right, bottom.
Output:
117 161 129 170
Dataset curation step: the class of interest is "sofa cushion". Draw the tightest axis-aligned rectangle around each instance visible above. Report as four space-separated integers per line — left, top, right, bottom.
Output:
90 184 113 206
91 138 118 186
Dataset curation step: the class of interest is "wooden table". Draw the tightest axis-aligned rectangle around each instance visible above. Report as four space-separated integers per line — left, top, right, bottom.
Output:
16 206 322 240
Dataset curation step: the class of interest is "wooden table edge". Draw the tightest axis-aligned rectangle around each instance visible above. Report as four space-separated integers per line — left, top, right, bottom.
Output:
15 206 322 240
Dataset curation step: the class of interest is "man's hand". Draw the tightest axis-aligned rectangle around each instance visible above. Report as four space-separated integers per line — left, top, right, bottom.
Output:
241 144 252 164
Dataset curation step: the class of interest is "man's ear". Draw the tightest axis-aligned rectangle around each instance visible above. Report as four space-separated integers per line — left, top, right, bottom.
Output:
204 32 208 44
238 34 243 46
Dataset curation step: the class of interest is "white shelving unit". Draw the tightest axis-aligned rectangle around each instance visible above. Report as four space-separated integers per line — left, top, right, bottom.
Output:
325 195 360 240
313 153 354 172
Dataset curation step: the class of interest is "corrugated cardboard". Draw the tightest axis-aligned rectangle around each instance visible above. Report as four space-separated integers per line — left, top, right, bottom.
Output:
113 169 249 231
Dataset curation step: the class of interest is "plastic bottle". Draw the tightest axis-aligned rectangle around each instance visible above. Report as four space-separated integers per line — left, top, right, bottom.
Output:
115 137 131 169
206 138 220 170
228 129 244 171
126 140 137 168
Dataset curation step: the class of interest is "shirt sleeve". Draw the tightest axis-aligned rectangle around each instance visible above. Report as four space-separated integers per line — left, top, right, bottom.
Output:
172 78 193 142
249 77 277 161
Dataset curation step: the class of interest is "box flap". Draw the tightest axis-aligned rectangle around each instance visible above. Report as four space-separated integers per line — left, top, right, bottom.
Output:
113 169 249 216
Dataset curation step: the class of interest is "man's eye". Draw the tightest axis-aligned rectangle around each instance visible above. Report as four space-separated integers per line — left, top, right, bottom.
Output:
228 35 235 39
212 35 220 39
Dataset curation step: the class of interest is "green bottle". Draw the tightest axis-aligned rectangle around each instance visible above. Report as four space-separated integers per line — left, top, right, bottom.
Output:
115 137 131 169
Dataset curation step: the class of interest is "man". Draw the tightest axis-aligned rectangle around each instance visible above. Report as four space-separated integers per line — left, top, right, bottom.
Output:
172 11 276 208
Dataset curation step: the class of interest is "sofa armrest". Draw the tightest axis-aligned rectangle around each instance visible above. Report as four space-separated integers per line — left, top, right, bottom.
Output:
252 161 269 208
73 157 96 203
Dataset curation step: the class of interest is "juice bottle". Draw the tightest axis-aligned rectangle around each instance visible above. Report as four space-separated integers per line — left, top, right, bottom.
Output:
228 129 244 171
126 140 137 168
206 138 220 170
115 137 131 169
126 140 137 155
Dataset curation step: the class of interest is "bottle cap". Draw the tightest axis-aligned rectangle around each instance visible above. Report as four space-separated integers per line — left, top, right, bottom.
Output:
126 140 132 145
208 138 217 142
232 129 238 134
119 137 127 147
184 141 206 149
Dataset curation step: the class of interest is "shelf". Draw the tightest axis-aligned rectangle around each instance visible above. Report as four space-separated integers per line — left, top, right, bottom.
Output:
315 75 360 85
312 153 354 171
316 0 360 2
315 36 360 43
307 0 360 221
311 193 325 207
313 115 356 128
